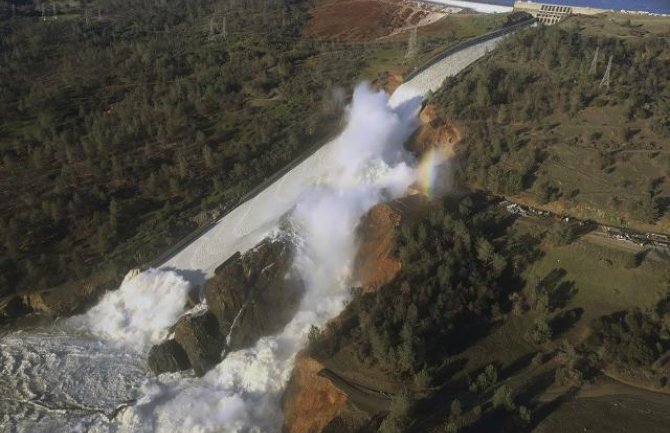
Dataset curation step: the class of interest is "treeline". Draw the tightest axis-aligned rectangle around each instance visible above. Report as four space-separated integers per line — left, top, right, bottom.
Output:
0 0 367 297
431 21 670 224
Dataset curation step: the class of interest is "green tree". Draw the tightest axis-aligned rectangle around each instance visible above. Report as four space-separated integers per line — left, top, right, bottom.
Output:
492 385 516 411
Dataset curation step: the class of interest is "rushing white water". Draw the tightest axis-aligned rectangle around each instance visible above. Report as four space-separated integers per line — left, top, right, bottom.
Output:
70 269 193 348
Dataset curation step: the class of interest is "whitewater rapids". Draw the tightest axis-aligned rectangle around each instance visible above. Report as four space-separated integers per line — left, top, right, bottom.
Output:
0 32 517 433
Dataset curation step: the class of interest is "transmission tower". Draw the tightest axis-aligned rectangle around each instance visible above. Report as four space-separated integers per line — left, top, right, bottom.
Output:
405 26 418 59
588 46 599 75
599 55 613 91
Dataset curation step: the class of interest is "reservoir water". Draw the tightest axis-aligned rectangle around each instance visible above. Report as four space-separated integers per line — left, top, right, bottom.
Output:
499 0 670 14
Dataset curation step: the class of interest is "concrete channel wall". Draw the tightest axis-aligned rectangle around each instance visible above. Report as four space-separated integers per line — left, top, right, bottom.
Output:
404 17 536 82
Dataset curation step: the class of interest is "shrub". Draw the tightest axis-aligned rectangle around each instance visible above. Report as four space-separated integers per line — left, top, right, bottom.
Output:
492 385 516 411
526 317 553 344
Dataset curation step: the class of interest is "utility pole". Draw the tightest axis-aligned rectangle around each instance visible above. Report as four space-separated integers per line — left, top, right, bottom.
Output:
209 17 215 39
589 46 599 75
405 26 417 59
11 3 15 18
52 2 56 19
599 55 613 91
222 15 226 39
98 7 101 20
41 3 45 21
85 7 89 27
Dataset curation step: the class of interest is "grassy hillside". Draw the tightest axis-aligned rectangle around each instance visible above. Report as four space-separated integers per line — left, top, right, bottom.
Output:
431 14 670 233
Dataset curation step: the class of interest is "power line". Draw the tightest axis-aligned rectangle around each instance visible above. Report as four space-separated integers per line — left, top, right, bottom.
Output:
588 46 599 75
599 55 613 91
405 26 417 59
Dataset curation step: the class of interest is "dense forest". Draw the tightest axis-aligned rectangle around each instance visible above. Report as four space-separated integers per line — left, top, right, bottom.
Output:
431 18 670 228
0 0 371 300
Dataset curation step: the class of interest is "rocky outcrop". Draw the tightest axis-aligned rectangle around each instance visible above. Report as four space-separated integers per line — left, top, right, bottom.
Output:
354 197 424 292
354 203 404 293
147 339 190 374
206 240 303 351
174 311 225 376
204 253 247 336
19 277 115 318
148 238 304 375
282 353 348 433
409 103 462 158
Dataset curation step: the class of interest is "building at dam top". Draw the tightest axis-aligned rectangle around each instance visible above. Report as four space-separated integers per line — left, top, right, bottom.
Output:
513 1 607 24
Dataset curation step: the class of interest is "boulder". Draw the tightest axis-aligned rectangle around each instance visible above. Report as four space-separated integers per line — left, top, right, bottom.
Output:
226 240 304 350
148 238 305 376
227 268 303 350
205 255 247 335
174 311 225 376
206 239 304 350
147 339 190 374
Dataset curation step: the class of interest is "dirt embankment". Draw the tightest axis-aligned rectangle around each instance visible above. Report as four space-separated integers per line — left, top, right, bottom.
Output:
353 203 403 292
283 353 349 433
371 71 404 94
305 0 448 42
409 103 463 158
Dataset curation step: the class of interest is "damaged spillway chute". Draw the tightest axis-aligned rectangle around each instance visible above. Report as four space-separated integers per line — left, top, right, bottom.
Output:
1 27 527 432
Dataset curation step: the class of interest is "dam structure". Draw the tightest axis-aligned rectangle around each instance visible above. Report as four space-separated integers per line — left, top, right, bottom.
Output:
513 0 608 24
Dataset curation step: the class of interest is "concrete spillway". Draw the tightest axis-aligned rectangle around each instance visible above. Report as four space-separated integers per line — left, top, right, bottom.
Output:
389 33 507 106
161 31 512 283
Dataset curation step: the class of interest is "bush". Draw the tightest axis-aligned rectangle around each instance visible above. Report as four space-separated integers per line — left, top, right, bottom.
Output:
526 317 553 344
533 180 561 204
548 223 576 246
492 385 516 411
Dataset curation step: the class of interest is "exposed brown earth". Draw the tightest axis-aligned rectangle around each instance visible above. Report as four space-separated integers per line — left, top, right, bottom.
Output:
371 70 404 94
305 0 447 42
410 103 463 158
354 203 403 293
282 352 349 433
